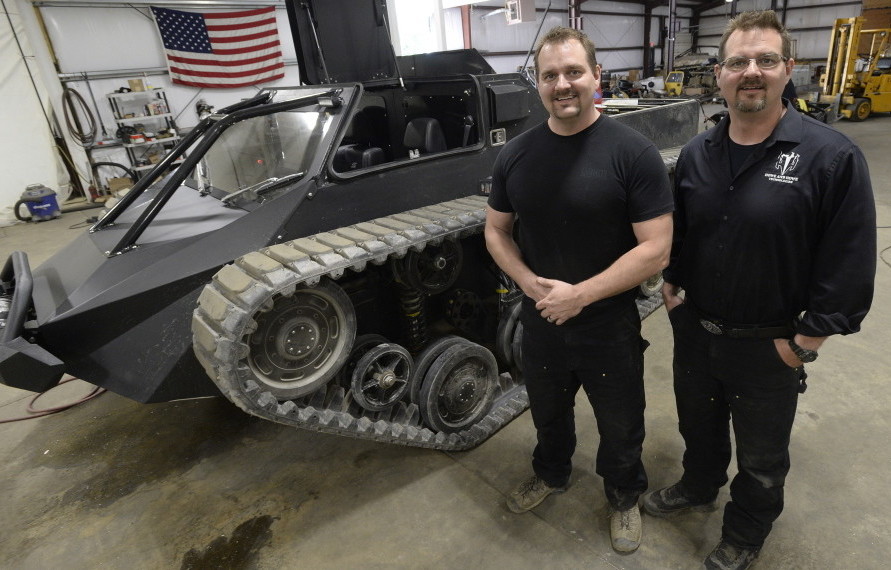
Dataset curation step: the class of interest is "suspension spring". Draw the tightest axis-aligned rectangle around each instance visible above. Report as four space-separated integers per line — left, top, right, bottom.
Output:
397 285 427 352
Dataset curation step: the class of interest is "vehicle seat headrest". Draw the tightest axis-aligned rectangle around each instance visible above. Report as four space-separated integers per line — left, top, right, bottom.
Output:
403 118 447 154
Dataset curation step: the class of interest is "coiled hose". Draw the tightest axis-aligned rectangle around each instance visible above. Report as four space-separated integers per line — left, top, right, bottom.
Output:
62 87 96 147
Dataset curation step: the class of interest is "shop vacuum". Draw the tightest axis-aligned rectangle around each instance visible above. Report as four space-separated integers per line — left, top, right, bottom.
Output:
15 184 61 222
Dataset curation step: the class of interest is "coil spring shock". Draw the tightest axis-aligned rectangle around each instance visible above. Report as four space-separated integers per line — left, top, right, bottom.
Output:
397 285 427 352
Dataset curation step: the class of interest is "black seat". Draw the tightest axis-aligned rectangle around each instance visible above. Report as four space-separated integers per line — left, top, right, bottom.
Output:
403 118 447 155
333 145 385 172
334 107 389 171
361 147 385 167
333 145 364 172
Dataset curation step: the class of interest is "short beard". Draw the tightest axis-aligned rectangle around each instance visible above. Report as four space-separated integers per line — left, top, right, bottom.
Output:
734 97 767 113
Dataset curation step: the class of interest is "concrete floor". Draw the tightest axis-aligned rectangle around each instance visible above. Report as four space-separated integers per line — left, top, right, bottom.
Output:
1 114 890 570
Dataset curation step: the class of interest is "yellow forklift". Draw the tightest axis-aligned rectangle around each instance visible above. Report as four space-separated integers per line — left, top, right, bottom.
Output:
819 17 891 121
665 71 685 96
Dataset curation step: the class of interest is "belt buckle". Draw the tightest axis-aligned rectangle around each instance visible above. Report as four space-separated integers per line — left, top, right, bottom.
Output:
700 319 723 335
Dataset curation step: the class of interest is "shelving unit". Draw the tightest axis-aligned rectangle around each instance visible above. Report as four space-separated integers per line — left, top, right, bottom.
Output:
106 88 183 180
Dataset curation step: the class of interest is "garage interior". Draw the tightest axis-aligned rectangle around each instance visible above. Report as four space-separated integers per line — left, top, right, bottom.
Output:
2 0 890 568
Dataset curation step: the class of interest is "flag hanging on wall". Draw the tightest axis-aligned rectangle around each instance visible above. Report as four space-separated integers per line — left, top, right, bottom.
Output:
150 6 285 89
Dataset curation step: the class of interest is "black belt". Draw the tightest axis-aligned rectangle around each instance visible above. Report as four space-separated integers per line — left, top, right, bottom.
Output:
698 318 794 339
688 303 795 339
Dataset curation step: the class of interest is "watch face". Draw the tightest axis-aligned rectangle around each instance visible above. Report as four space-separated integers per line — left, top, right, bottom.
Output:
799 351 817 363
789 340 817 362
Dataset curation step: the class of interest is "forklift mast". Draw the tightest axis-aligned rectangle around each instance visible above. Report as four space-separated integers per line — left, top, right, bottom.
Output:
820 17 891 121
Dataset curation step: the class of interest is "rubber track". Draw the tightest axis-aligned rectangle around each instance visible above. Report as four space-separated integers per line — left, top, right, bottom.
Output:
192 195 665 451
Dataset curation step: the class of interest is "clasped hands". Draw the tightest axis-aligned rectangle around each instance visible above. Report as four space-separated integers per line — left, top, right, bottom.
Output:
531 277 585 326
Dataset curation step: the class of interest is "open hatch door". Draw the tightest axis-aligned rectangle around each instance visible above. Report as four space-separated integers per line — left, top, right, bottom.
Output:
285 0 399 85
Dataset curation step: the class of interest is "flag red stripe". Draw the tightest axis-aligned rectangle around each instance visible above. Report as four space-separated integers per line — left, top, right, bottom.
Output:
169 62 284 79
167 51 282 66
205 17 276 32
171 73 285 89
209 41 280 56
209 29 277 44
202 7 274 19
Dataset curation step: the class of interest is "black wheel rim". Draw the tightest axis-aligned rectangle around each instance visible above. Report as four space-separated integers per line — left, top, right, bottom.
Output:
420 342 496 432
404 240 463 294
351 344 413 411
409 335 467 405
336 333 388 387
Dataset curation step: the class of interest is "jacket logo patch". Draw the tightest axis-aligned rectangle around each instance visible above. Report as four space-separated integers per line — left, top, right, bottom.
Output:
765 151 800 184
775 151 800 175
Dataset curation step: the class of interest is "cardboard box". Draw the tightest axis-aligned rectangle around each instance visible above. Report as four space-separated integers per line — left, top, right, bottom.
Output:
128 78 145 92
628 69 640 82
107 177 133 193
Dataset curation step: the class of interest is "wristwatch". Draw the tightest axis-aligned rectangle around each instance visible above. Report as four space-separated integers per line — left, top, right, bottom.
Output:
788 339 818 363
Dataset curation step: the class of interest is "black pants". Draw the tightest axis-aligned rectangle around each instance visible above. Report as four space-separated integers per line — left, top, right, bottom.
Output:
668 302 802 549
521 304 648 511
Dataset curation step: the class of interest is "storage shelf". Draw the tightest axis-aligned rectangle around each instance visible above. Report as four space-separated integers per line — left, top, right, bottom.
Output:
115 113 173 124
88 140 123 149
123 135 181 148
104 87 181 181
106 89 165 100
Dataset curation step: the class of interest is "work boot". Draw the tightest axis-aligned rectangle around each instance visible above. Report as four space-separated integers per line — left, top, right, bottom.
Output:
702 539 760 570
505 475 567 513
642 482 717 518
609 505 642 553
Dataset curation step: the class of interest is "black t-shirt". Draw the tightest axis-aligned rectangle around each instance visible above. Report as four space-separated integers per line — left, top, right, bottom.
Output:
488 114 673 327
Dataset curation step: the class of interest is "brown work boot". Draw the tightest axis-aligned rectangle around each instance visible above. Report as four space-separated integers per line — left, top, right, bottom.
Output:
609 505 642 553
505 475 567 513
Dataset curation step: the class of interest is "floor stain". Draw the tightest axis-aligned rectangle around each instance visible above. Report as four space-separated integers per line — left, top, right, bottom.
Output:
181 515 276 570
22 395 284 510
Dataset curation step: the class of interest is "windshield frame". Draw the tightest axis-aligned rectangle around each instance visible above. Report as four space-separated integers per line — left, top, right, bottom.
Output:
92 87 349 256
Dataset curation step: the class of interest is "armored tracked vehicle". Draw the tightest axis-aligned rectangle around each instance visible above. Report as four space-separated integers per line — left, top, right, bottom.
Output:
0 0 698 450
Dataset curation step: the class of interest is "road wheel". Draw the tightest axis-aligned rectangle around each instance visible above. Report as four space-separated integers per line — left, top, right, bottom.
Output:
351 343 413 412
409 335 467 405
419 341 496 433
245 279 356 399
394 239 463 294
336 333 389 388
495 299 522 368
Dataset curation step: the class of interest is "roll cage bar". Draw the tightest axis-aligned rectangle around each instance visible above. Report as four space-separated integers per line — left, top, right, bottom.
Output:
92 89 342 256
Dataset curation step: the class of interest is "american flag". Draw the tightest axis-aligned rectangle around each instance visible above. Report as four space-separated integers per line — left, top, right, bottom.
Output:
151 6 285 88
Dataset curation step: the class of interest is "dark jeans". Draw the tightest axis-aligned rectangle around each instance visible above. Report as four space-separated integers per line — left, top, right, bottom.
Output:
521 303 648 511
668 302 802 549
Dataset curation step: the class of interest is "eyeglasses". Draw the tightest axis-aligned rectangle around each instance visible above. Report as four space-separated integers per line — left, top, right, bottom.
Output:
719 53 787 72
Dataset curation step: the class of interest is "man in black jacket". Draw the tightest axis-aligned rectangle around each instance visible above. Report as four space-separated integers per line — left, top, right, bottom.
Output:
642 10 876 570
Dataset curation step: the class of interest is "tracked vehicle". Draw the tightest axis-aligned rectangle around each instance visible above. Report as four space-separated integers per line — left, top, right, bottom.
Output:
0 0 698 450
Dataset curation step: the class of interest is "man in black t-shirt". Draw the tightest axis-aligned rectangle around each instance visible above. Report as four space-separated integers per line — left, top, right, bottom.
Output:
484 27 673 554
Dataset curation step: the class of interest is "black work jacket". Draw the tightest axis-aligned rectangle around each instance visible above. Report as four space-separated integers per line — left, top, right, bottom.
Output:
664 102 876 336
